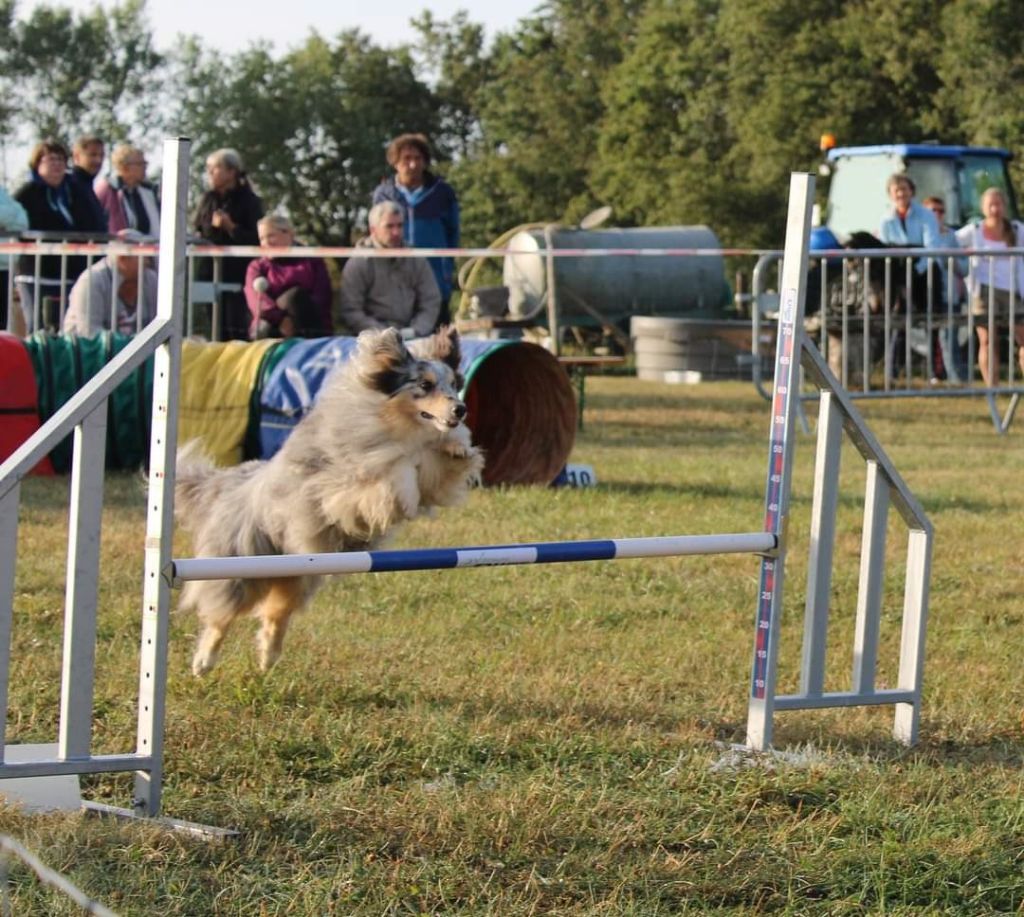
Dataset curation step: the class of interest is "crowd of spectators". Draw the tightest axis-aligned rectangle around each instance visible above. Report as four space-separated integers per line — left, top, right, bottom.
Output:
877 172 1024 384
7 133 1016 379
1 131 460 341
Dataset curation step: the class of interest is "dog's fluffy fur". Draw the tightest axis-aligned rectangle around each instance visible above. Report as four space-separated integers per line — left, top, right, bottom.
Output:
175 326 484 675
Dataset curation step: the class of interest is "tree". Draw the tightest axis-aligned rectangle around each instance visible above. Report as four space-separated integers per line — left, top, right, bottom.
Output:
592 0 732 233
591 0 990 247
163 30 439 243
412 10 492 161
447 0 644 246
937 0 1024 194
7 0 162 144
0 0 18 140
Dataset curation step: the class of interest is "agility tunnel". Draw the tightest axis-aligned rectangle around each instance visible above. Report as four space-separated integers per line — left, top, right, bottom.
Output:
0 333 577 486
16 330 152 473
258 336 576 486
0 332 54 476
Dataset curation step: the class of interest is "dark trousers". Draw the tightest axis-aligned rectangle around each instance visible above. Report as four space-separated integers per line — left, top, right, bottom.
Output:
255 287 331 339
218 290 251 341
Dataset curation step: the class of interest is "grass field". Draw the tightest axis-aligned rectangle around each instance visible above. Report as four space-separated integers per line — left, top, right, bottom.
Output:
2 376 1024 915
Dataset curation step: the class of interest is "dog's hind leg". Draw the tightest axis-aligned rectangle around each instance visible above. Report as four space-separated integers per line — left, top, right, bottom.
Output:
256 580 303 673
190 580 260 676
192 614 235 676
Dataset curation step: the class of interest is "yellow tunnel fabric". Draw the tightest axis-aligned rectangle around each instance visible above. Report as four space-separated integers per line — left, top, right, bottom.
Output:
179 339 277 466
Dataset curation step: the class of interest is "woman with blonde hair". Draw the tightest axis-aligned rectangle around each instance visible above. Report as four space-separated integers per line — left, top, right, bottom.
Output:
955 186 1024 385
95 143 160 238
244 213 332 338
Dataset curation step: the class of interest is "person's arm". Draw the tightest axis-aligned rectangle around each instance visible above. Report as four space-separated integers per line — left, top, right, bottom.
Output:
911 206 940 274
0 189 28 233
955 225 977 293
15 183 46 228
921 207 940 250
245 258 284 328
65 269 108 336
1016 221 1024 298
339 260 386 333
226 192 262 245
94 180 123 234
948 231 969 279
193 194 212 238
143 268 160 325
409 259 441 337
441 188 461 296
878 214 894 245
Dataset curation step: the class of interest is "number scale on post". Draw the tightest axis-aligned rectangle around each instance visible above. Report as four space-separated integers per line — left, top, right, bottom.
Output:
746 173 815 750
751 287 798 699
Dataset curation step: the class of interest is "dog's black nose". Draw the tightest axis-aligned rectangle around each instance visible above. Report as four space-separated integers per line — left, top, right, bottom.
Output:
454 402 467 420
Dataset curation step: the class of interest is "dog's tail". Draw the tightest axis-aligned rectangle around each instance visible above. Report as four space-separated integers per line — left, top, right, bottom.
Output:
174 440 217 527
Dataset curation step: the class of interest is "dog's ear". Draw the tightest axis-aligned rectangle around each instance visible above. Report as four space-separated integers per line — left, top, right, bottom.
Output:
356 328 415 395
411 324 462 373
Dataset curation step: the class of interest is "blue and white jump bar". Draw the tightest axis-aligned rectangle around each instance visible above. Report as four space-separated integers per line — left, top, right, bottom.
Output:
171 532 778 585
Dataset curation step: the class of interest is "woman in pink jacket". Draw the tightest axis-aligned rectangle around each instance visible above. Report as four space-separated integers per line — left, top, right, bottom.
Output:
244 214 333 338
95 144 160 239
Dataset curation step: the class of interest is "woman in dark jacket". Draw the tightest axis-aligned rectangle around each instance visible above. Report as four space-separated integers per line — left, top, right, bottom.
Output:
15 137 107 332
192 148 264 339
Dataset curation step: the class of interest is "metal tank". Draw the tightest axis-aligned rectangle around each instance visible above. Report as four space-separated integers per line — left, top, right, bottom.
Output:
502 226 731 330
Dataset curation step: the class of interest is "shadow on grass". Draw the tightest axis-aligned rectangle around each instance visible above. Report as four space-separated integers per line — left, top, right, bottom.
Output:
767 719 1024 768
584 390 768 417
597 479 763 501
586 428 762 450
915 490 1011 515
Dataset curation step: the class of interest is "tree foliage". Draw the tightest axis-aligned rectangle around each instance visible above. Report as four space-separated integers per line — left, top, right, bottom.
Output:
161 30 438 243
5 0 1024 247
6 0 161 143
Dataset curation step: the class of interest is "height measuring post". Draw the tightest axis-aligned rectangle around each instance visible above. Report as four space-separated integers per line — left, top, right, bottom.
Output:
746 173 815 750
133 138 190 817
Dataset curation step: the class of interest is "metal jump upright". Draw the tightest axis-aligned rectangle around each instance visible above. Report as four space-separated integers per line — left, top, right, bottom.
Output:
745 174 933 749
0 138 194 826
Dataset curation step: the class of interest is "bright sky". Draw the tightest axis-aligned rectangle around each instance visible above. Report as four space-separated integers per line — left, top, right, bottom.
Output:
16 0 542 52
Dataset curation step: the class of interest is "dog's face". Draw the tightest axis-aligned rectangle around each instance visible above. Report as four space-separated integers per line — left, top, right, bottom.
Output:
356 327 467 433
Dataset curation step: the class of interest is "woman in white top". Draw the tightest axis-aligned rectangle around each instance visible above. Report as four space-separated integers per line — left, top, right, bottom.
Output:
955 186 1024 385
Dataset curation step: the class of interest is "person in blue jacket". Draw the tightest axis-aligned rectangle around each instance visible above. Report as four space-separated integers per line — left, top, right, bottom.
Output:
879 172 940 281
879 172 942 376
371 133 459 327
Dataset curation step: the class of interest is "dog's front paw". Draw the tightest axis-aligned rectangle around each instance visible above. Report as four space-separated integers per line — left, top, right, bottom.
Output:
440 423 473 459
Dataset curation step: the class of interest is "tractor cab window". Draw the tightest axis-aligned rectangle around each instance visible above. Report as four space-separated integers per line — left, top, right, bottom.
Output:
957 155 1018 226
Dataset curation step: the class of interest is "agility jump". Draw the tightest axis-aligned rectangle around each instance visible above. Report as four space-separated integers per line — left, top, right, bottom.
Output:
0 141 932 826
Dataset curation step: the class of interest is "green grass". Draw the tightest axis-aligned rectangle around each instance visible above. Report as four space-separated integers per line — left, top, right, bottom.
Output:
2 378 1024 914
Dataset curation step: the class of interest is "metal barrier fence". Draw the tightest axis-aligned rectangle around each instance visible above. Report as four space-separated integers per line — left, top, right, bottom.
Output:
2 236 756 347
1 236 249 340
7 228 1023 433
751 247 1024 433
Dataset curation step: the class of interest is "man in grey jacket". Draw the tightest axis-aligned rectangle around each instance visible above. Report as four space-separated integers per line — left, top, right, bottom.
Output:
339 200 441 338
